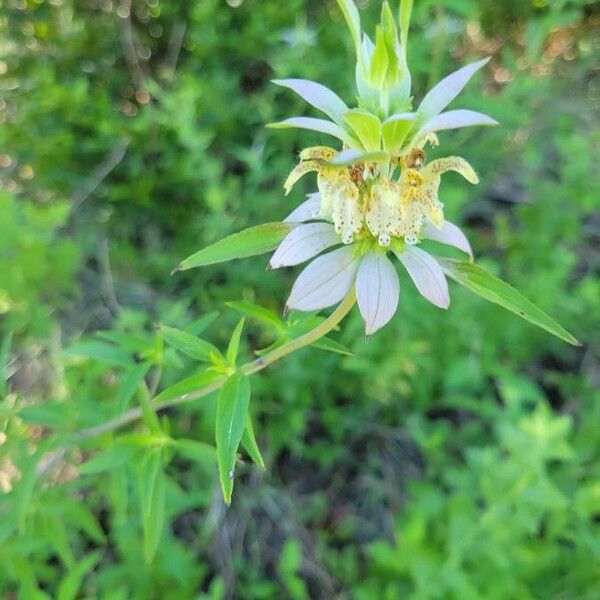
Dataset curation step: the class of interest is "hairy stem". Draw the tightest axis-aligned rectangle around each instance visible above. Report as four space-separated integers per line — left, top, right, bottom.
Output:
75 290 356 441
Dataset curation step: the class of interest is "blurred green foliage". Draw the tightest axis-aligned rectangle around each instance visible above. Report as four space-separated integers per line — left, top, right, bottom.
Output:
1 0 599 598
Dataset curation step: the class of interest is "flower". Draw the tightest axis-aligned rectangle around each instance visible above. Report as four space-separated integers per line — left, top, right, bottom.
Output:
270 148 476 335
268 0 496 335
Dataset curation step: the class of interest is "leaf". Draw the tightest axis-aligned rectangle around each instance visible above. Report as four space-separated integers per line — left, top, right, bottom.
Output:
19 402 71 429
65 340 131 366
312 336 354 356
171 438 217 465
57 551 101 600
336 0 362 55
369 26 389 89
241 413 266 470
175 222 292 272
227 301 285 332
215 372 251 504
79 444 138 475
116 362 150 413
187 311 219 336
439 258 580 346
158 325 221 363
399 0 413 54
272 79 349 125
139 450 166 563
226 318 245 366
153 370 224 404
139 385 161 434
267 117 359 147
344 110 382 151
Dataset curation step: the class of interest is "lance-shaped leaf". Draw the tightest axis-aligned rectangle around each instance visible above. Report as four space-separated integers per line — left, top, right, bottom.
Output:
216 372 251 504
226 318 245 365
241 413 265 469
344 110 382 151
267 117 359 147
399 0 413 57
174 222 292 271
158 325 222 363
139 450 166 563
336 0 362 56
417 57 491 120
153 370 223 404
415 109 498 140
272 79 348 125
439 258 580 345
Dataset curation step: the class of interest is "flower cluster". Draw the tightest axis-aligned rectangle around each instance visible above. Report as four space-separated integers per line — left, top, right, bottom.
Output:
269 0 497 335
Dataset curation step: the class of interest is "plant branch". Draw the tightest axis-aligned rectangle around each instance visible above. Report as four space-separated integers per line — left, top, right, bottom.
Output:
75 290 356 441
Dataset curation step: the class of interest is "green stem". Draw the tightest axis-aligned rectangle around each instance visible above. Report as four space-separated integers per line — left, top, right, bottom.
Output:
75 290 356 441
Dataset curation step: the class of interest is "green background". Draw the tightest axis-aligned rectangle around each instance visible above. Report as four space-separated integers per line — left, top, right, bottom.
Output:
1 0 599 598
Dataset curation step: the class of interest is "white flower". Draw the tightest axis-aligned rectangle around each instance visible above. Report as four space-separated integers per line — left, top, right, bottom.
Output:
271 152 475 335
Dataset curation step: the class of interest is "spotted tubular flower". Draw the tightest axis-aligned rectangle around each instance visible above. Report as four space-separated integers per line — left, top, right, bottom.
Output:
177 0 579 347
271 148 475 334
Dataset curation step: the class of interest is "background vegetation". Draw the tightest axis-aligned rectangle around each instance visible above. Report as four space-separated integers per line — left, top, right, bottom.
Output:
1 0 599 598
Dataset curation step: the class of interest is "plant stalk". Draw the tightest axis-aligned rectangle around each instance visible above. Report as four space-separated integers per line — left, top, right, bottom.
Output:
75 290 356 440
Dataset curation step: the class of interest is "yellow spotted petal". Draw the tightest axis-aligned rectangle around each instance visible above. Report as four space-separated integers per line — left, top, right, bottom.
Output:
299 146 337 161
284 160 321 195
424 156 479 184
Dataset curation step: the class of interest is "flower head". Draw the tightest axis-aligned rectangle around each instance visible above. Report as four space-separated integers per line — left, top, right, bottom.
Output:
269 0 496 335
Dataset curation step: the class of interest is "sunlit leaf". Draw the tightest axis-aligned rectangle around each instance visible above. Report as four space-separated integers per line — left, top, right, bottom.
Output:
175 223 292 272
439 258 580 346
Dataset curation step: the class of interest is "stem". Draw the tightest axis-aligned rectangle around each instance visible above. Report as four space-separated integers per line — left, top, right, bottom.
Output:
75 290 356 441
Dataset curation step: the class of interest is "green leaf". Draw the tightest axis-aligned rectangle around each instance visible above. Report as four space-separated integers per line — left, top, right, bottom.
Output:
344 111 382 151
382 114 415 153
226 318 245 366
381 2 399 86
369 26 389 89
336 0 362 55
153 370 224 404
139 385 162 434
79 444 138 475
241 413 265 470
116 362 150 413
158 325 221 363
175 222 292 272
57 551 101 600
312 336 354 356
139 450 166 563
226 301 284 332
19 402 71 429
171 438 217 465
439 259 580 346
187 311 219 336
65 340 131 366
399 0 413 55
215 372 251 504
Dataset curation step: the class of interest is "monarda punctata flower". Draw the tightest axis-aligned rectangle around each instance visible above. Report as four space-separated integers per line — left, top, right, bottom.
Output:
268 0 496 334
